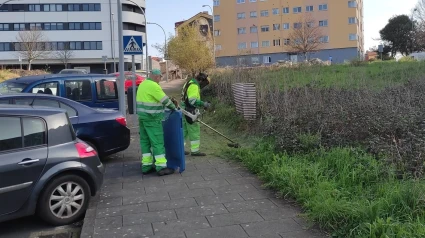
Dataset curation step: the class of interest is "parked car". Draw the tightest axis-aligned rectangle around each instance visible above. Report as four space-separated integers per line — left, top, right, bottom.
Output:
59 69 88 74
109 72 145 93
0 93 130 158
0 74 119 109
0 105 104 225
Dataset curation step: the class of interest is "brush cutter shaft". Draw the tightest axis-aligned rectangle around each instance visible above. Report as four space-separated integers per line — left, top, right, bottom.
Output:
180 109 238 145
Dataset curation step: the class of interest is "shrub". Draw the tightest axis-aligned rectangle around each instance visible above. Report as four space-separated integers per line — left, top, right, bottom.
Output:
209 62 425 176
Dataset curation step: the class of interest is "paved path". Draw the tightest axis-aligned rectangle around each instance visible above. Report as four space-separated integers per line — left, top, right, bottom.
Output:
80 130 325 238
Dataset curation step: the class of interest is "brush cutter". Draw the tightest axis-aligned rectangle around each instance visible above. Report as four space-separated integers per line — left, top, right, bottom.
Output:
170 97 240 148
180 107 240 148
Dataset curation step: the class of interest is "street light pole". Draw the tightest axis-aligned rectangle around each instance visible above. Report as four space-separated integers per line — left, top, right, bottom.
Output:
111 13 117 73
125 0 149 78
202 5 215 65
147 22 168 82
117 0 126 116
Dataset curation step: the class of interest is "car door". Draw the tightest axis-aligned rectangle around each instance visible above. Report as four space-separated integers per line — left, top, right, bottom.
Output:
63 79 93 108
0 116 48 215
94 78 119 110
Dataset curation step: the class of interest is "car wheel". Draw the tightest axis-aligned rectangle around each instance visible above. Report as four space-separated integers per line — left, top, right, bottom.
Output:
37 174 91 226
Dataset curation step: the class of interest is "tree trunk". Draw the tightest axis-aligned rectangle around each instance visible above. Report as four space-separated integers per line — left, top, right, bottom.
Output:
27 61 32 71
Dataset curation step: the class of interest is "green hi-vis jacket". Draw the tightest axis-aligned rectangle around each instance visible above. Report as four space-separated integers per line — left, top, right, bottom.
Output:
136 79 176 120
180 79 206 108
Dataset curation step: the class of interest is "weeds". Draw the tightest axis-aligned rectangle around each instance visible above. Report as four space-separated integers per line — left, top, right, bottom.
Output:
225 145 425 237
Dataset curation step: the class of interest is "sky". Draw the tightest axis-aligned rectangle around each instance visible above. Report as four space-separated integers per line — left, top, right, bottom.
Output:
146 0 418 56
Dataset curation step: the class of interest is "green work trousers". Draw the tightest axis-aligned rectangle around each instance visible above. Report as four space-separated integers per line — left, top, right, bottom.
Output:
139 118 167 172
183 118 201 153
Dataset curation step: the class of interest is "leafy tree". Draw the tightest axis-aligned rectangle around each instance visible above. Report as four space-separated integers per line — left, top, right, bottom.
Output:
380 15 415 56
286 14 325 60
152 33 174 59
167 25 214 77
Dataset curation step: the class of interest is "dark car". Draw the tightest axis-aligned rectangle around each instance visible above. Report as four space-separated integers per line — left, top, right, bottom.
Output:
0 105 104 225
0 74 119 109
0 93 130 158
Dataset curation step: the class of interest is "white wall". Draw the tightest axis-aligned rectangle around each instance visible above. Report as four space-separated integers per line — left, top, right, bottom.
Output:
0 0 147 67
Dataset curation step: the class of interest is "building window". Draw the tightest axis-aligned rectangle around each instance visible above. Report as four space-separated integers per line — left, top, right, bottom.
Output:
306 6 313 12
260 10 269 17
250 11 257 18
348 17 357 24
320 36 329 43
214 15 220 22
250 0 257 2
251 41 258 48
263 56 271 63
293 22 302 29
283 23 289 29
261 40 270 47
273 24 280 30
13 23 25 31
29 4 41 11
273 39 281 46
0 43 11 51
238 42 247 49
0 24 9 31
215 44 222 51
272 8 279 15
251 57 259 64
307 22 314 28
349 34 357 41
283 7 289 14
237 0 245 3
237 27 246 34
348 1 357 8
237 12 246 19
319 4 328 11
293 7 301 13
284 39 290 45
250 26 258 33
261 25 269 32
213 0 220 6
319 20 328 27
214 30 221 36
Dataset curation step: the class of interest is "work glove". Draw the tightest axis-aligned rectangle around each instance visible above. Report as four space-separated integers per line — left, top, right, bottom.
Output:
203 102 211 109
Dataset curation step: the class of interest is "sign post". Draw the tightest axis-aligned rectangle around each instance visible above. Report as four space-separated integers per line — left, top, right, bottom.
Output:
102 55 108 74
378 45 383 60
123 35 143 117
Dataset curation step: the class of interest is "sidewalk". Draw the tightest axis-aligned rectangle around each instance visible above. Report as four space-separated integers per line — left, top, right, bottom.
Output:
80 80 326 238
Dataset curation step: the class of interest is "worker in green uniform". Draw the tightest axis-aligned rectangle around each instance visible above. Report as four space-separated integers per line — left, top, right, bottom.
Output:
136 69 176 176
181 72 211 156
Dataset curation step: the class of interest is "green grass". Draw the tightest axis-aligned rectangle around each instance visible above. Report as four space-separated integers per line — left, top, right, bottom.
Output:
224 144 425 238
213 61 425 90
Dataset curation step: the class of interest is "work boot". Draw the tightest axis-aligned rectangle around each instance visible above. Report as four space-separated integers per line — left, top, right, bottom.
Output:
185 151 190 155
191 152 207 156
157 168 175 176
142 166 155 175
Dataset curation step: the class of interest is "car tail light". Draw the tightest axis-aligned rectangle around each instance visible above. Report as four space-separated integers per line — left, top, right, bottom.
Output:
75 142 97 158
116 117 127 127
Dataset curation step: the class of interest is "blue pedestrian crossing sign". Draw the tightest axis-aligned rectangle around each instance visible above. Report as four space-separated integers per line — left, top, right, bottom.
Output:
123 35 143 55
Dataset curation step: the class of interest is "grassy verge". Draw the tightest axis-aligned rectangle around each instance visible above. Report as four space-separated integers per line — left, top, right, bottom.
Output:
205 62 425 237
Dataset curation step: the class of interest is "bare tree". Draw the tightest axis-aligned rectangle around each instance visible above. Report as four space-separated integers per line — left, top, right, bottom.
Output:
55 43 74 69
414 0 425 23
286 14 325 61
15 30 50 70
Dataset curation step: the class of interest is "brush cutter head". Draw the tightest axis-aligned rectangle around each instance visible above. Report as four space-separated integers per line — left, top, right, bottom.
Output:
227 143 240 148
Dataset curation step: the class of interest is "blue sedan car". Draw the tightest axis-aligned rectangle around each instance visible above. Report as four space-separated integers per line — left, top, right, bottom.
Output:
0 93 130 158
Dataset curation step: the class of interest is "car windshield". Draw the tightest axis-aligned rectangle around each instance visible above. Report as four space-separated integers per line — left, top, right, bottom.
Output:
0 81 27 94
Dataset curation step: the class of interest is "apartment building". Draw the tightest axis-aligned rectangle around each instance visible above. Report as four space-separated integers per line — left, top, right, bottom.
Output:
0 0 146 73
213 0 364 65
